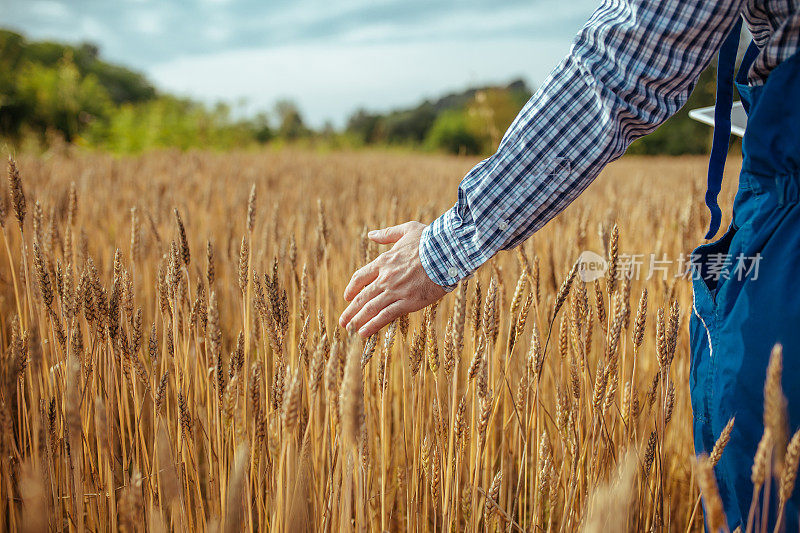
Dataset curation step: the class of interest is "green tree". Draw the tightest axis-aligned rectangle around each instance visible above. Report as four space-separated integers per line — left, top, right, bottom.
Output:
12 31 155 105
16 54 112 142
86 96 255 152
378 103 437 144
0 30 26 137
250 112 274 144
275 100 309 140
425 109 482 155
346 109 380 145
466 88 526 152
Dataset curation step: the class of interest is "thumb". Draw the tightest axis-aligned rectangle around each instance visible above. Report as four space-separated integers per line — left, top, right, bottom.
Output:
368 223 413 244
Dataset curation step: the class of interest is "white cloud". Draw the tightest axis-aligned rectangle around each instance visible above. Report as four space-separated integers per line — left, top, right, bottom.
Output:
336 3 586 45
133 11 166 36
29 0 70 18
204 25 232 42
5 0 601 126
148 36 573 127
78 17 113 43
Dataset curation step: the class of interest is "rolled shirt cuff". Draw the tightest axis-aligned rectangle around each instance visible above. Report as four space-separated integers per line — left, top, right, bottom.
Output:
419 207 479 291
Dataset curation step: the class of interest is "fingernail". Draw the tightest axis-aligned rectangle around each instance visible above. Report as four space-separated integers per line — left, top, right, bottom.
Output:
368 230 377 238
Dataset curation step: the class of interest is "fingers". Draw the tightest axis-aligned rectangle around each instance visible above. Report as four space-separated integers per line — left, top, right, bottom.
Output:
347 291 400 336
343 260 379 302
357 301 410 337
339 280 383 329
368 222 414 245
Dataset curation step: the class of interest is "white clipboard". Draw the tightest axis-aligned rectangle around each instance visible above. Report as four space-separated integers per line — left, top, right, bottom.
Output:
688 101 748 137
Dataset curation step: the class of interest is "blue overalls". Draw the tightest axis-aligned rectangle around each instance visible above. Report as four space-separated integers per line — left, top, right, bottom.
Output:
690 19 800 531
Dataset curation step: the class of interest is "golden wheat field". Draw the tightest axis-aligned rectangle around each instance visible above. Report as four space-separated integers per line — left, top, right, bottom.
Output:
0 148 752 532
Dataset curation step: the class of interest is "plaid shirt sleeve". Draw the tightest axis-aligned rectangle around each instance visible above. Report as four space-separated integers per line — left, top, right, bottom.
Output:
419 0 747 290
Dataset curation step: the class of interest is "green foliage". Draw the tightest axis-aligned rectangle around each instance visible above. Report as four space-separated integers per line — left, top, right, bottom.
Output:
464 88 529 153
16 56 113 142
0 27 735 156
346 109 381 145
423 87 528 155
1 29 156 105
345 68 726 157
424 109 482 155
346 80 533 152
250 113 275 144
0 28 268 152
84 97 255 152
378 103 438 144
274 100 310 140
0 28 156 143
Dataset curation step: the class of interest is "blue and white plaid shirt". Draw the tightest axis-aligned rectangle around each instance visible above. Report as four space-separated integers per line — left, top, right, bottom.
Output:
419 0 800 289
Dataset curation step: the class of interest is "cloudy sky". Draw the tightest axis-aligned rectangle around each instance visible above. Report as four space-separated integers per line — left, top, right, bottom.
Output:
2 0 599 127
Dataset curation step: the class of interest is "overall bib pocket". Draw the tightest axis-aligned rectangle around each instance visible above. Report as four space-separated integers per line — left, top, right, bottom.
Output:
688 221 737 450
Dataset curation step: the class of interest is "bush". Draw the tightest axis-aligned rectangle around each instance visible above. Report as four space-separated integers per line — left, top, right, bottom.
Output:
424 110 483 155
15 56 113 142
83 97 255 152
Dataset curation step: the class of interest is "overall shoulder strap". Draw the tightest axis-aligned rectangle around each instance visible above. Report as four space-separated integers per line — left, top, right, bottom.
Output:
737 40 760 110
704 17 743 240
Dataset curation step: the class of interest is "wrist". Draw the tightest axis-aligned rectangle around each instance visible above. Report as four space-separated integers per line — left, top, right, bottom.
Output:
419 209 477 291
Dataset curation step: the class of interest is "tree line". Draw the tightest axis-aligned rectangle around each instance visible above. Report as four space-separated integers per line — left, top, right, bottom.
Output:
0 28 718 155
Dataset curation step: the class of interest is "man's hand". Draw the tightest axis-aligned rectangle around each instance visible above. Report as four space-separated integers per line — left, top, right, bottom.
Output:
339 221 447 337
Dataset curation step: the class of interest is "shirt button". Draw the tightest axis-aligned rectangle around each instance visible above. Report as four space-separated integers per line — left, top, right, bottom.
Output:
499 220 509 231
447 266 458 278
